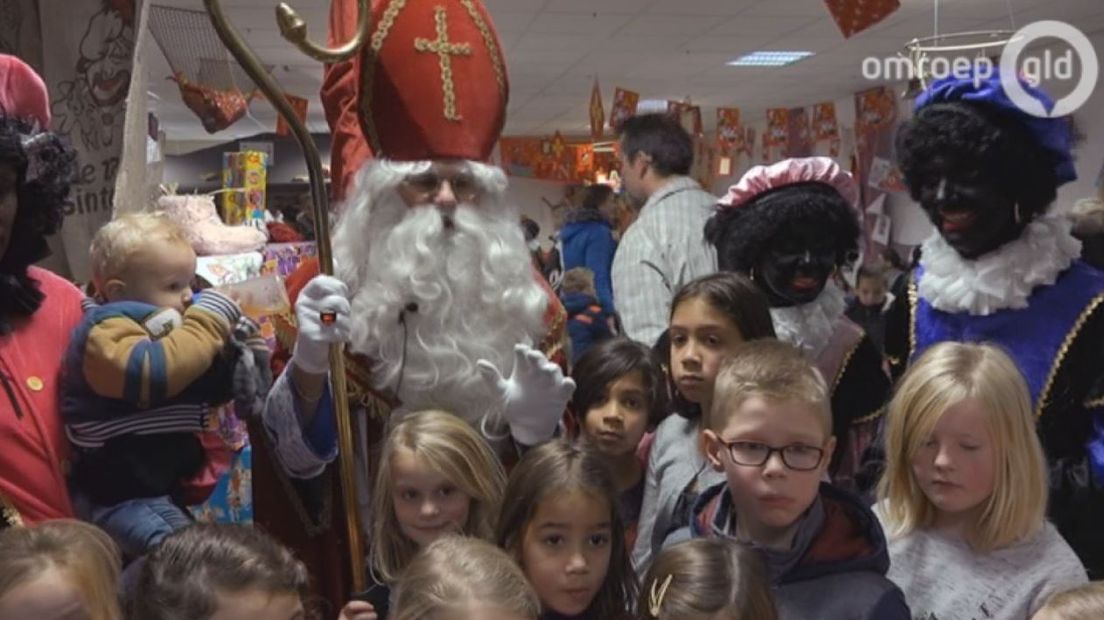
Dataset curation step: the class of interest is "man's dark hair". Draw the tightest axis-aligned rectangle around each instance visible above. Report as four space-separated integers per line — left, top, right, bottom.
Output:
617 113 693 177
581 183 614 211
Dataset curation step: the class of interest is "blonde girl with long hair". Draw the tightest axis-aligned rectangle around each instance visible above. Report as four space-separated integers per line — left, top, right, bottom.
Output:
344 409 507 620
877 342 1087 618
0 519 122 620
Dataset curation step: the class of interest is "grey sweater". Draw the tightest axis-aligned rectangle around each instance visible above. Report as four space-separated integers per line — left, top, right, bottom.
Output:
874 506 1087 619
630 413 724 573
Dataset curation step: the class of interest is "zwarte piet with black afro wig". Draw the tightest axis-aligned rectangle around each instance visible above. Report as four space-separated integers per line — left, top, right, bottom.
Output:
0 114 76 271
895 101 1062 222
704 181 861 273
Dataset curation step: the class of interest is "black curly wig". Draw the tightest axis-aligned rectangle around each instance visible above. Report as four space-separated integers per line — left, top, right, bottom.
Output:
0 114 77 332
895 102 1061 222
704 182 861 273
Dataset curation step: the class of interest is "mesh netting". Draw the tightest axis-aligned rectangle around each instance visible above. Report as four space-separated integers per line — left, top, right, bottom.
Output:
148 5 270 133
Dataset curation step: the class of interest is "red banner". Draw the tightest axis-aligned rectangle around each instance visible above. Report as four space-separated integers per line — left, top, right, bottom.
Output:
812 101 840 141
766 108 789 147
609 87 639 131
716 107 742 151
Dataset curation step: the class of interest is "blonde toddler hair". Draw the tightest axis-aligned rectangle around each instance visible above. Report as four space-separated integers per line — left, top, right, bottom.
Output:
0 519 122 620
877 341 1048 552
372 410 507 583
391 535 540 620
89 212 191 290
561 267 597 297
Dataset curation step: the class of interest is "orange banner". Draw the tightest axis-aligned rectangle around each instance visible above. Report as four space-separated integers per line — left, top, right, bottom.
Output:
589 79 605 140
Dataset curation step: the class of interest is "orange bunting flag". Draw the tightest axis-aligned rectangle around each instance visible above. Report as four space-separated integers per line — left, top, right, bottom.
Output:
589 79 605 140
824 0 901 38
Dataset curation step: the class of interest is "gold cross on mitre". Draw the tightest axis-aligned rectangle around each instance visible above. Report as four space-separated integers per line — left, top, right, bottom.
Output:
414 5 473 121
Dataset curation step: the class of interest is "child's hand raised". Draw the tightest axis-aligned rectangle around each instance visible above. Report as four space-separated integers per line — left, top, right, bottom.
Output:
338 600 377 620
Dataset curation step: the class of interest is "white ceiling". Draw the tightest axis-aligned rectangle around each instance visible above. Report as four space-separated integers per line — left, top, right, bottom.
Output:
147 0 1104 146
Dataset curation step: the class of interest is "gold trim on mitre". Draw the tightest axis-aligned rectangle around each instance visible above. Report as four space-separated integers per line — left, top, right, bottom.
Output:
358 0 507 157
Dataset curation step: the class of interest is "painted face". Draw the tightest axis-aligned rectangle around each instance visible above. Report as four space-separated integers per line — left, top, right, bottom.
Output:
910 398 996 525
109 241 196 312
755 227 838 307
669 297 745 408
0 567 92 620
912 154 1020 259
209 589 305 620
0 164 17 264
582 370 651 458
704 396 834 549
390 447 473 548
519 490 612 617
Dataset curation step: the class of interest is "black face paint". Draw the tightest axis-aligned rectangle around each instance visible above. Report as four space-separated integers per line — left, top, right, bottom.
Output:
756 228 838 307
914 155 1022 259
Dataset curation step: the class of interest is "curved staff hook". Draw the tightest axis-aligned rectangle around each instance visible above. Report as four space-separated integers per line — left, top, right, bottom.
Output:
201 0 370 593
276 1 369 63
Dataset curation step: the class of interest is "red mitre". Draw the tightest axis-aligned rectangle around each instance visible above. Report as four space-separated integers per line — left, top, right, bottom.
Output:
357 0 508 162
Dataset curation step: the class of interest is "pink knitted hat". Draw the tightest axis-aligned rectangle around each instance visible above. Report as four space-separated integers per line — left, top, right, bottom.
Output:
718 156 860 214
0 54 50 127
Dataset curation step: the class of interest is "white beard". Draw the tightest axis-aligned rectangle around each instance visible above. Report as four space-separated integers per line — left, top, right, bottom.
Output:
332 160 548 424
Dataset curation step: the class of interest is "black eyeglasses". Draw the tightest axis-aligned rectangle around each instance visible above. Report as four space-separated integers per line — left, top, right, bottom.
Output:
718 439 825 471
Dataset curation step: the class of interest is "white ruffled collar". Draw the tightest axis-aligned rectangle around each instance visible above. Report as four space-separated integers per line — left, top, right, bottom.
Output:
770 283 847 359
918 214 1082 316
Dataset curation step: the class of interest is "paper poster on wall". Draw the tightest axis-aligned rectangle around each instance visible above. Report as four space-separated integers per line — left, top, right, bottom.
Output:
42 0 137 282
868 156 908 194
872 213 892 245
240 141 275 167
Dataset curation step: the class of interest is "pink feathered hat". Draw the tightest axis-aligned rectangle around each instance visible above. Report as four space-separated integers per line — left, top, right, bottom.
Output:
718 156 860 214
0 54 50 127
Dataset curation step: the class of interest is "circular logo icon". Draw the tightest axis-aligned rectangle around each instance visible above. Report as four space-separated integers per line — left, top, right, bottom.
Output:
999 20 1099 118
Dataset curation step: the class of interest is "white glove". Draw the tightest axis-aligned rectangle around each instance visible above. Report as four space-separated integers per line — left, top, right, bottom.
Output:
292 275 352 375
477 343 576 446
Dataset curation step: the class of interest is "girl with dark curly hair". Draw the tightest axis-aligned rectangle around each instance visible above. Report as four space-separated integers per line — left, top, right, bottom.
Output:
704 157 889 496
887 67 1104 579
0 54 83 528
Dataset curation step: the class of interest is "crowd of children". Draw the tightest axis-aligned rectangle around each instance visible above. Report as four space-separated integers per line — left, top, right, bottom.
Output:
4 261 1101 620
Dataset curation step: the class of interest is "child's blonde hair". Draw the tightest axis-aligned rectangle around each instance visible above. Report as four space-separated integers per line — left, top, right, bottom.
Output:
0 519 122 620
128 523 314 620
495 440 638 619
639 539 777 620
372 409 506 583
561 267 597 297
391 535 540 620
1035 581 1104 619
89 212 191 289
709 339 831 436
878 341 1048 552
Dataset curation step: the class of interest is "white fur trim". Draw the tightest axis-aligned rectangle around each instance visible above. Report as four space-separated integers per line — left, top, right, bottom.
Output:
769 282 847 359
918 214 1082 316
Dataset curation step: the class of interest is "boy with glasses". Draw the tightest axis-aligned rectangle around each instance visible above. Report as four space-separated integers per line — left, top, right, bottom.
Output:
677 339 909 619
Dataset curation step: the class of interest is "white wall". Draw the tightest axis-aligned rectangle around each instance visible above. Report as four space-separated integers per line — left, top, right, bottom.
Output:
505 176 570 250
1058 29 1104 209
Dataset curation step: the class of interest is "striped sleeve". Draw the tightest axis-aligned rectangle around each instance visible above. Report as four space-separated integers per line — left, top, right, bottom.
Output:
81 290 240 408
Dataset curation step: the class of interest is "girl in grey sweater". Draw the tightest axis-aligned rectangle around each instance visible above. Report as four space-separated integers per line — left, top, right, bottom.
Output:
630 273 776 573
